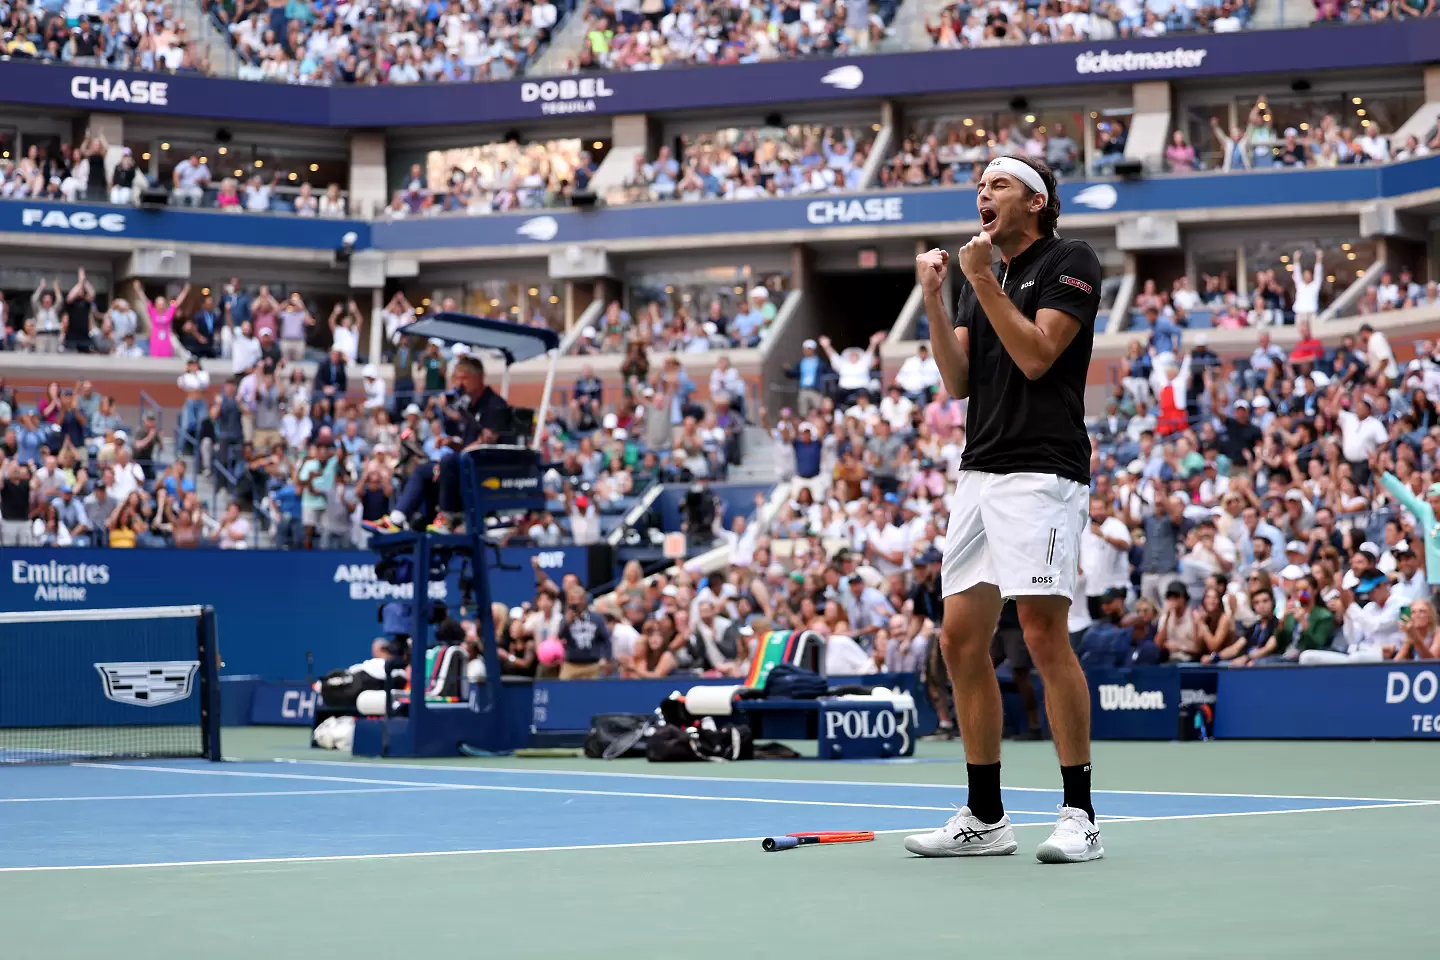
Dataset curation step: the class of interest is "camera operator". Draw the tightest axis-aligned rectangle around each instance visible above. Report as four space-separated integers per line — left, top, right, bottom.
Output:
373 355 512 533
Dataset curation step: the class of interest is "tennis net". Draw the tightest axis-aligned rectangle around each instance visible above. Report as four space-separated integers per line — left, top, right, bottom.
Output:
0 605 222 763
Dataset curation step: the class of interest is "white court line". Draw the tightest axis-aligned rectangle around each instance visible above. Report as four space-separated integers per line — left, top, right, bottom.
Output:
265 757 1435 805
0 786 461 805
6 800 1439 874
76 763 986 815
0 829 927 874
1096 800 1440 825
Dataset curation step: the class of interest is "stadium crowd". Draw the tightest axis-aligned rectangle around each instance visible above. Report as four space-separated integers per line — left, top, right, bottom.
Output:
208 0 568 84
569 0 898 72
607 126 871 205
415 141 589 215
886 118 1089 187
926 0 1252 47
1169 97 1435 173
569 283 784 356
0 287 746 552
1 0 210 72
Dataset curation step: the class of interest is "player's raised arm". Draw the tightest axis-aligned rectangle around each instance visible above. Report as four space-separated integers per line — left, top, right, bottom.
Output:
917 247 969 399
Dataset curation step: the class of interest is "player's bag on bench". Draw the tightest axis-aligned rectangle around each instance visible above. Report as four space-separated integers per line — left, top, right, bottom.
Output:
763 663 828 699
646 718 754 762
584 713 655 759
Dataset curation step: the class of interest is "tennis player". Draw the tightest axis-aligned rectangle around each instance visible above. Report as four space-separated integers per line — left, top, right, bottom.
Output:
904 155 1104 864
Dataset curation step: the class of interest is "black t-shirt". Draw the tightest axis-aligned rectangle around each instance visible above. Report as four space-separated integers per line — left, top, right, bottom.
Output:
953 235 1100 485
1 477 30 520
908 577 943 625
65 297 93 343
559 611 611 664
448 387 512 446
1217 416 1262 464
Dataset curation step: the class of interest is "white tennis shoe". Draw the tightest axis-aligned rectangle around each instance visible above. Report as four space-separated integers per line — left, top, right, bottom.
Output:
1035 805 1104 863
903 806 1017 857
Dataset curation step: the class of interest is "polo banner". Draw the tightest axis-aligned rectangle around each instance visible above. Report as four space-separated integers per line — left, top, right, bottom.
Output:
818 700 916 759
1215 663 1440 739
0 21 1433 127
2 547 593 681
1086 666 1183 740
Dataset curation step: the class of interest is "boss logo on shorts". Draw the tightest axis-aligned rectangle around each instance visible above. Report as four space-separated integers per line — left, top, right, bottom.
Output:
1058 275 1094 295
1032 576 1054 585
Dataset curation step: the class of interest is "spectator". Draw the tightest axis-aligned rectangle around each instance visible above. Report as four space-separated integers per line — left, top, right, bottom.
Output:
1165 130 1198 172
172 152 211 206
1080 495 1132 617
558 592 611 679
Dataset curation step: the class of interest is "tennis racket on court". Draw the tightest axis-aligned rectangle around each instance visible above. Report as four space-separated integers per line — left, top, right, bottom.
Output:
762 831 875 852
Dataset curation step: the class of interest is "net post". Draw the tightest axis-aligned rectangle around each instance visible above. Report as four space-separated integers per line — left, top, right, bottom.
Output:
197 606 223 762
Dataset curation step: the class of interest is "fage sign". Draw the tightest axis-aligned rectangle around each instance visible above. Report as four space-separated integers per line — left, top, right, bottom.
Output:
21 208 127 233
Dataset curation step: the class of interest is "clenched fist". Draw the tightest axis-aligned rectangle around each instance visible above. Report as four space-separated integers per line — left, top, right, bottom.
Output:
958 232 995 281
916 248 948 295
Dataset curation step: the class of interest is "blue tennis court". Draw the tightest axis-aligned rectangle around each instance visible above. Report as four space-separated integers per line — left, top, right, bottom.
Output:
4 757 1434 871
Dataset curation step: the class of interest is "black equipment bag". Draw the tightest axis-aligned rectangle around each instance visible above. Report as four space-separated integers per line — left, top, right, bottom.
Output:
646 724 702 762
584 713 655 759
318 669 381 710
694 718 754 761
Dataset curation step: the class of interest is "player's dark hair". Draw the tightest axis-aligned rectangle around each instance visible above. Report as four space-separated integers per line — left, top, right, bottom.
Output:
1011 155 1061 237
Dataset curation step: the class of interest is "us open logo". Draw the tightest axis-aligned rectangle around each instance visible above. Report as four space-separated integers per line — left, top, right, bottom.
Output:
94 661 199 707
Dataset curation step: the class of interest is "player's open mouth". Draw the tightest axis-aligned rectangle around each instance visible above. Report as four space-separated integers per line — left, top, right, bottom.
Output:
979 208 998 227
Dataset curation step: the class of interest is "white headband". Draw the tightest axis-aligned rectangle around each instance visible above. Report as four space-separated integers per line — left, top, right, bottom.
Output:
983 157 1048 201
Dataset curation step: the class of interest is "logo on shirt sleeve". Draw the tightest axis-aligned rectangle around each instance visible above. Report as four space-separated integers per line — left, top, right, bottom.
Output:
1058 275 1094 295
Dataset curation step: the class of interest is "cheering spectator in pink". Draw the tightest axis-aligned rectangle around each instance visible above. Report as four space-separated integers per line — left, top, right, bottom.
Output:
1165 131 1197 172
131 280 190 359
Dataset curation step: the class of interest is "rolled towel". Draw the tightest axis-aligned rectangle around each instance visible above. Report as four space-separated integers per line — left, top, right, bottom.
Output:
684 684 744 716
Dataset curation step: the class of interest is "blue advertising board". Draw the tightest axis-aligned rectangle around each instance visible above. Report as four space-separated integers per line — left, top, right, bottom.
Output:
817 700 917 759
371 162 1431 251
1216 663 1440 740
1087 666 1183 740
0 200 369 249
0 22 1434 127
5 156 1436 254
1 547 592 682
250 682 320 726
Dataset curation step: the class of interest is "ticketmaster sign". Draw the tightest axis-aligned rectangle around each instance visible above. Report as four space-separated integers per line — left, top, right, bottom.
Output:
0 21 1428 127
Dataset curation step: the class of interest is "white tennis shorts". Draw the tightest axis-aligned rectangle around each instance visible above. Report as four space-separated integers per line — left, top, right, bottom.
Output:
941 470 1087 600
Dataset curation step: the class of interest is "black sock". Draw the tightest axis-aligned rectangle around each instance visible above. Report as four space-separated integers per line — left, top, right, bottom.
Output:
1061 763 1094 823
965 762 1004 824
